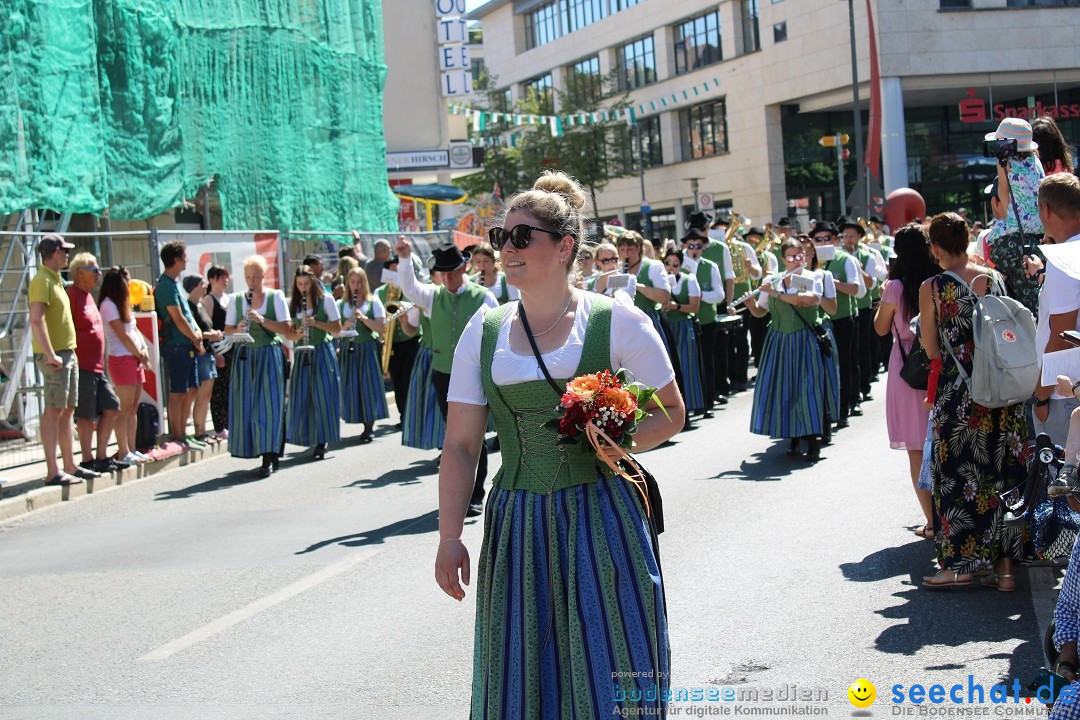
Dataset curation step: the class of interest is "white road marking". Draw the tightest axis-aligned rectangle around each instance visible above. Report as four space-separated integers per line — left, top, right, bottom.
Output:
139 517 428 663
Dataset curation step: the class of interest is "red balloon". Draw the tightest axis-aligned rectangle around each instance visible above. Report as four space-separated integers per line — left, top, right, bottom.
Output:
883 188 926 232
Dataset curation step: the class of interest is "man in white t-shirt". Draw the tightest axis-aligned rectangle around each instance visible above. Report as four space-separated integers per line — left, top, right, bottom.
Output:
1032 174 1080 447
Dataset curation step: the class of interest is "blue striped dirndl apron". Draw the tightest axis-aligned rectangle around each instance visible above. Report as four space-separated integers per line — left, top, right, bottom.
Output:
228 343 286 458
286 341 342 446
339 338 389 425
402 344 444 449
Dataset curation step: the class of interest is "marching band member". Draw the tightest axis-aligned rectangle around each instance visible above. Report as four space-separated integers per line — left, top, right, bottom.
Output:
704 215 736 400
588 242 633 295
470 242 520 304
680 231 725 416
800 235 841 445
662 249 705 419
339 268 388 445
574 246 597 289
812 220 865 429
728 226 764 392
395 240 498 517
745 239 837 462
224 255 292 478
285 265 342 461
377 256 418 426
838 217 887 404
401 302 446 451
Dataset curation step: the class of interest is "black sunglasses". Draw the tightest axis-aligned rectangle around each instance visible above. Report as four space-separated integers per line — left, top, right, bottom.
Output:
488 224 563 251
686 243 703 250
812 235 833 244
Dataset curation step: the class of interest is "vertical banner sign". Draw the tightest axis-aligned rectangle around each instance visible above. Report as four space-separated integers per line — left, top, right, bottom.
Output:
436 0 472 97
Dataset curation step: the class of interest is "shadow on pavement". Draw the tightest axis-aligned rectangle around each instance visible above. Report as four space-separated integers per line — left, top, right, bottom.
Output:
841 540 1043 687
153 466 264 500
710 443 801 483
295 509 439 554
344 459 438 490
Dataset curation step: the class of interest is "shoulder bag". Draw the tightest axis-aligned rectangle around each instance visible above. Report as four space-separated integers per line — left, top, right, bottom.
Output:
893 314 929 390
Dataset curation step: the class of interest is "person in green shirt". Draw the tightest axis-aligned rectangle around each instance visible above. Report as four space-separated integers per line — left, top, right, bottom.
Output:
29 234 96 486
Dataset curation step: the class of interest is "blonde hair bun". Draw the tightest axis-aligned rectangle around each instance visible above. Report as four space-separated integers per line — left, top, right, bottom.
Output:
533 171 588 212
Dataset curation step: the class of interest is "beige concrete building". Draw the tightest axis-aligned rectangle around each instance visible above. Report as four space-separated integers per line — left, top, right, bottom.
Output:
469 0 1080 236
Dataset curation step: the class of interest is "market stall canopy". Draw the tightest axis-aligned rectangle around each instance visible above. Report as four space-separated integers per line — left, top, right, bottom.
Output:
393 184 469 232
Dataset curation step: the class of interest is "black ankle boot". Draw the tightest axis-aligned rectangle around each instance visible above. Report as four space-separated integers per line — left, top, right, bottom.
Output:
804 437 821 462
258 454 274 478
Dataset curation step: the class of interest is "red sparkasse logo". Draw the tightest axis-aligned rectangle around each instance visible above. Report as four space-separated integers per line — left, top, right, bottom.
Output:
959 87 1080 124
1002 330 1017 343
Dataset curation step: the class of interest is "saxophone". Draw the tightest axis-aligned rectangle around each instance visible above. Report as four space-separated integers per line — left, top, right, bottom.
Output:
381 283 401 376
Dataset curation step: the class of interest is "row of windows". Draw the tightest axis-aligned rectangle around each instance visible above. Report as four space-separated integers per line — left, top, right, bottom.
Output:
525 0 642 50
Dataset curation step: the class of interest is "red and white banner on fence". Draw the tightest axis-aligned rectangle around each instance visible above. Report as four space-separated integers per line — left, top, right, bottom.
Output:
133 312 164 420
158 231 283 289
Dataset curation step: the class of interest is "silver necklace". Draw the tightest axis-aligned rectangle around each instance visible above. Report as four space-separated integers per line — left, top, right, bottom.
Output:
529 292 576 337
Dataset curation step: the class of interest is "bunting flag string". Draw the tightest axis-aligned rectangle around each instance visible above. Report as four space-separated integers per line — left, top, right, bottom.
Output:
449 76 722 138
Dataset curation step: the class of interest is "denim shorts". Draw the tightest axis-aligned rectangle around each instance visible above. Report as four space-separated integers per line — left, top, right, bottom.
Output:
195 351 218 384
161 342 198 394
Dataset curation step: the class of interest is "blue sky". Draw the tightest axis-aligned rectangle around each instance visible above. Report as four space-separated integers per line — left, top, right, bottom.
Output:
465 0 486 11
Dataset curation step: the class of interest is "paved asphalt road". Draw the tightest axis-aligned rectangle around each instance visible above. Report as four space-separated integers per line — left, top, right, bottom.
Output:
0 374 1060 720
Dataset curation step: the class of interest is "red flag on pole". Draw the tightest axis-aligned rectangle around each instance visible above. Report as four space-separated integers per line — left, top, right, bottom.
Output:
864 0 882 181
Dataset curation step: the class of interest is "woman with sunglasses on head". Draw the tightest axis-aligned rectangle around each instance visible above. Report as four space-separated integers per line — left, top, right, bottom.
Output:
338 268 388 445
98 267 152 464
661 248 705 420
224 255 292 478
469 242 519 304
744 239 836 462
285 265 342 461
436 170 684 719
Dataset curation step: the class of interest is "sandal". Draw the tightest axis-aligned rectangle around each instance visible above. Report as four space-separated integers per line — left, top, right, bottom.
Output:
980 573 1016 592
923 570 974 589
914 525 936 539
45 472 83 486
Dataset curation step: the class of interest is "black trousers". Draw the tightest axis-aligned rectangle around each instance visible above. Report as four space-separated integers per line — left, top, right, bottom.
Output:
388 336 420 418
698 322 717 411
713 305 731 396
433 370 488 503
747 313 769 368
727 311 750 386
831 316 858 419
857 307 876 395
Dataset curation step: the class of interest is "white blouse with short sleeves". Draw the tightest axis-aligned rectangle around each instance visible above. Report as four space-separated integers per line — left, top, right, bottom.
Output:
448 292 675 406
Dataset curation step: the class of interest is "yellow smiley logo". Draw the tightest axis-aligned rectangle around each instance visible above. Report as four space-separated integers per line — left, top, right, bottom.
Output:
848 678 876 709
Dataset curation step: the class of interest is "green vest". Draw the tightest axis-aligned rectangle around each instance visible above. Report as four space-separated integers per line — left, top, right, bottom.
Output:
481 297 615 494
419 313 433 350
339 298 378 344
376 285 411 344
854 245 874 311
666 275 694 325
824 249 857 320
431 284 488 374
234 291 283 348
701 241 729 288
764 277 823 333
298 296 333 345
632 257 662 315
693 259 718 325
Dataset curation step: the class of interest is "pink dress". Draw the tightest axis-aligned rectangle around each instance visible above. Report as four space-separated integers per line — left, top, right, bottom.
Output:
882 280 930 450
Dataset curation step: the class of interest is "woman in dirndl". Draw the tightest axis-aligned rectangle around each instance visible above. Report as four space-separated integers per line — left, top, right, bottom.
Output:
470 242 519 304
401 305 446 451
224 255 292 478
661 248 705 415
745 238 838 462
285 264 341 461
436 170 685 719
338 268 388 445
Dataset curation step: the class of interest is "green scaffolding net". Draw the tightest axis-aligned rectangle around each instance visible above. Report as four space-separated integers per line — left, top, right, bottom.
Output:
0 0 399 234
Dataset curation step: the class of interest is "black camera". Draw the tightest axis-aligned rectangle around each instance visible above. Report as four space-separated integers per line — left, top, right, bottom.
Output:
983 138 1018 161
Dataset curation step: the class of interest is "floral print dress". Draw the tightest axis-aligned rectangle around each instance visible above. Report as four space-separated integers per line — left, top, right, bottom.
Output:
931 272 1028 574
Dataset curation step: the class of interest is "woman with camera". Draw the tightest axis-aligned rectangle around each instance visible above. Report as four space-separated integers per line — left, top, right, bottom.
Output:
873 224 939 539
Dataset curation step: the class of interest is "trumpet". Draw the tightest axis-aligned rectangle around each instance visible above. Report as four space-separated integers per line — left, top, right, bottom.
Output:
381 284 403 375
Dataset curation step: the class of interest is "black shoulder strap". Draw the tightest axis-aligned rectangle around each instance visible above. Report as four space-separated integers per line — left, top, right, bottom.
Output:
517 303 564 397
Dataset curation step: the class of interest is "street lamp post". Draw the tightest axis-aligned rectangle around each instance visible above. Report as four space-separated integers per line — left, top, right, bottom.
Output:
845 0 865 218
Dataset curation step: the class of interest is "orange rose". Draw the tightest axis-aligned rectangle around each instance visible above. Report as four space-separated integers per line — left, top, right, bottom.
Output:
564 373 605 405
598 387 637 418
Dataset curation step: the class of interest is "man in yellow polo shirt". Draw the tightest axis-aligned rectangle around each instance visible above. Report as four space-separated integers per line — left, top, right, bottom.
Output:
29 235 97 486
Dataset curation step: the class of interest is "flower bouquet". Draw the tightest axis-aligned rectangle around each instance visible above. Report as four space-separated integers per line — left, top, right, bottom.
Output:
546 369 668 521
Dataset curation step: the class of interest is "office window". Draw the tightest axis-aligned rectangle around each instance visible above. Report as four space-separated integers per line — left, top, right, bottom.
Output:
939 0 971 6
673 11 722 75
565 0 606 32
612 0 643 10
741 0 760 53
567 56 602 106
521 74 554 115
624 115 663 171
493 88 513 113
680 99 729 160
525 2 561 50
470 57 486 83
1006 0 1080 5
617 35 656 91
773 21 787 43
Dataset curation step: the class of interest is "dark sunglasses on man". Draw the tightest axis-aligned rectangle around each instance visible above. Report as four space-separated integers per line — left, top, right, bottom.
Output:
488 224 562 251
686 243 703 250
812 235 833 244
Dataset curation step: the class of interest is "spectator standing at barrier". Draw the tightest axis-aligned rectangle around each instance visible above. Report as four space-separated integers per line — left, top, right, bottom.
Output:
67 252 125 474
366 238 392 292
395 239 498 517
1031 174 1080 447
183 274 223 445
203 265 232 439
99 267 152 464
302 254 331 293
29 235 96 485
152 240 205 449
